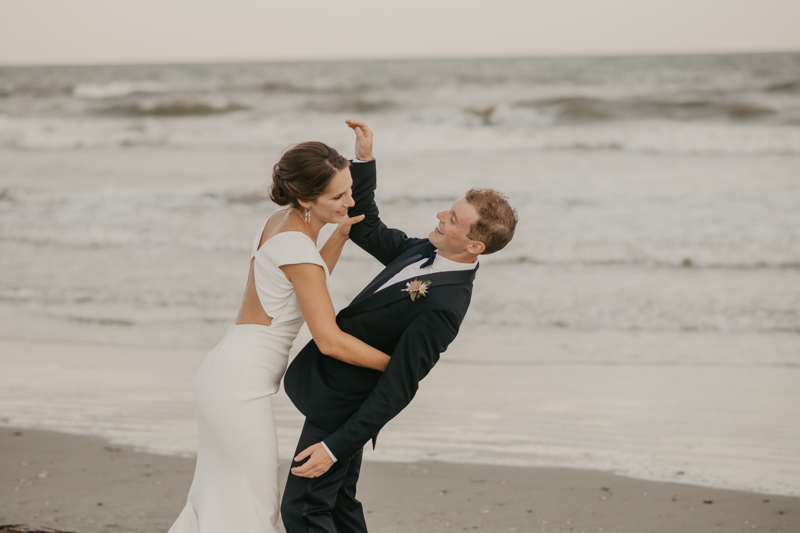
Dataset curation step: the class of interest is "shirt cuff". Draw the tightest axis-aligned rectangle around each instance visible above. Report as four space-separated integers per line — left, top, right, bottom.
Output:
321 441 338 463
352 158 373 163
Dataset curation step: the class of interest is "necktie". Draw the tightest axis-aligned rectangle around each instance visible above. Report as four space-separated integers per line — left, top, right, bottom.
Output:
419 247 437 268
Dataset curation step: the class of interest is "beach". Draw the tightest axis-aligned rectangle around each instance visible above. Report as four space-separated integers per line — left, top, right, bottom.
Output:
1 145 798 496
1 54 799 529
1 324 799 498
3 427 799 533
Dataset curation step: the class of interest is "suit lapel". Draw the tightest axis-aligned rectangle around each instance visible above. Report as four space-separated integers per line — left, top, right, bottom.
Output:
350 243 434 303
339 265 478 318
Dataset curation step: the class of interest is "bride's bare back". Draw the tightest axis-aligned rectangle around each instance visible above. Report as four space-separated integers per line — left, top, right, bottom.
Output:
235 209 300 326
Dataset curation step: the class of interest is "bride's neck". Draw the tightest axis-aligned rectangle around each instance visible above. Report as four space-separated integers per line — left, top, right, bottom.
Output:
290 207 324 243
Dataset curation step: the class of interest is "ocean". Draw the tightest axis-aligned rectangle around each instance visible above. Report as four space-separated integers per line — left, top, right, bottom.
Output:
1 54 798 496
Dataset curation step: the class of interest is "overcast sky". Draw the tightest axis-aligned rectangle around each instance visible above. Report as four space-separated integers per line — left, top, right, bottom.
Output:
1 0 799 65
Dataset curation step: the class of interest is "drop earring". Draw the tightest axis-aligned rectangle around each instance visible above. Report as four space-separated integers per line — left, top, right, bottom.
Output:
304 208 311 224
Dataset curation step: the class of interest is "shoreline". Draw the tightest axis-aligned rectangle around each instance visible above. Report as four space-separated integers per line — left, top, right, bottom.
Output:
2 331 798 498
3 419 797 500
2 427 798 533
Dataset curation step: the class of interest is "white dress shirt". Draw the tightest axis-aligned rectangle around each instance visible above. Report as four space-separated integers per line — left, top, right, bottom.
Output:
377 251 478 292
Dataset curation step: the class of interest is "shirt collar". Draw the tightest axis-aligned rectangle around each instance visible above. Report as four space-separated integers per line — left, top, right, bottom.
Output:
430 251 479 272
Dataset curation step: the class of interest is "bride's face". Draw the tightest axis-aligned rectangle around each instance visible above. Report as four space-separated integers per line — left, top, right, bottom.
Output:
311 167 355 223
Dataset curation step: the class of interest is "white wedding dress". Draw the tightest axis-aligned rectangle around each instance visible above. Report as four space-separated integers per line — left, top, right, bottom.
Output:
168 223 329 533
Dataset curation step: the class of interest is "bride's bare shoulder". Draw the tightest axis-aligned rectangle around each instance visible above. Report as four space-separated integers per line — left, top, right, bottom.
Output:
258 209 290 246
259 208 310 247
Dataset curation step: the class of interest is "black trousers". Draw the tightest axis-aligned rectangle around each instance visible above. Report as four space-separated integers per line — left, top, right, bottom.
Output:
281 419 367 533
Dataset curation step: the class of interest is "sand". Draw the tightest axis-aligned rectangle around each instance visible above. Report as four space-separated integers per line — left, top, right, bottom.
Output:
1 428 797 533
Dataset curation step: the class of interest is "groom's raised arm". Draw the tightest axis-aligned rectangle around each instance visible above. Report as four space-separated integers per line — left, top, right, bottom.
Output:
347 160 426 266
344 119 425 266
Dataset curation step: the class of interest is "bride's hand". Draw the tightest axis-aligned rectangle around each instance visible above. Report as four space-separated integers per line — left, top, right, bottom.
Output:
334 213 365 240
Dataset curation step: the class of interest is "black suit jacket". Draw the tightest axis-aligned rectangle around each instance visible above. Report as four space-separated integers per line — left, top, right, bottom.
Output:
283 160 476 461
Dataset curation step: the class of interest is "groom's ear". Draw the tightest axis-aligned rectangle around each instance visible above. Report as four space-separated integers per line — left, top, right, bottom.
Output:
467 240 486 255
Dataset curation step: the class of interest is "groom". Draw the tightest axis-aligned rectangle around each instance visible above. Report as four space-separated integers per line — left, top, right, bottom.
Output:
281 120 518 533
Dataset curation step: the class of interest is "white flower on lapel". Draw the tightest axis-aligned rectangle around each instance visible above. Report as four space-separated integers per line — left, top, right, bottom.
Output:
402 279 431 301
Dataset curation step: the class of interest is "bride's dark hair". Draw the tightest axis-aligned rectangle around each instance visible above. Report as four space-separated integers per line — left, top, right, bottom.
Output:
270 142 350 209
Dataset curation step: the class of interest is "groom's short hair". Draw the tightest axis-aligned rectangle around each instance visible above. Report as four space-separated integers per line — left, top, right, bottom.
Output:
465 188 518 255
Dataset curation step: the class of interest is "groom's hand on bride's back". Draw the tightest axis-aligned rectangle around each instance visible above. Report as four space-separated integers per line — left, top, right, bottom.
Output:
346 119 374 162
290 442 334 478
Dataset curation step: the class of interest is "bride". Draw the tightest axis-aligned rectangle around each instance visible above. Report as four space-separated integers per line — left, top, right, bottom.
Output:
168 122 389 533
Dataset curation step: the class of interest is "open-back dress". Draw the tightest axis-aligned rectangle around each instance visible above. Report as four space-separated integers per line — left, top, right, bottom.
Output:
168 222 328 533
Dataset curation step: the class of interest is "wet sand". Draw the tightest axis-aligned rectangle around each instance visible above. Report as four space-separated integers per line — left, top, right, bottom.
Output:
2 332 798 496
1 428 797 533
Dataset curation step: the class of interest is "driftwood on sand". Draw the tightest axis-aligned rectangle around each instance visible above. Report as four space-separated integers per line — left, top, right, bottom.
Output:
0 526 76 533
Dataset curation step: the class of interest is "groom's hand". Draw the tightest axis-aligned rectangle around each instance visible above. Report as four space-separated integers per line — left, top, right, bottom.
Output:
346 119 374 162
291 443 334 478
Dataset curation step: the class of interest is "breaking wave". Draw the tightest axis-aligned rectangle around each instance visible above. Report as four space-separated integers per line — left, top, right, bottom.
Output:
73 82 180 99
102 99 248 116
304 97 398 113
1 54 800 154
2 112 800 155
765 79 800 93
514 96 780 124
484 254 800 271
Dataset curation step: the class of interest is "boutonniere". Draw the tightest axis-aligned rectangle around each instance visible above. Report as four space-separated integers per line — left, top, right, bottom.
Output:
402 279 431 301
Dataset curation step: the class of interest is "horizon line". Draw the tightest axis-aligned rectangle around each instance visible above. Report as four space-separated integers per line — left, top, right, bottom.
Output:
2 48 799 69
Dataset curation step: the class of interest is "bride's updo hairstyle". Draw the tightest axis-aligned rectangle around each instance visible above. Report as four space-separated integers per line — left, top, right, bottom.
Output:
270 141 350 209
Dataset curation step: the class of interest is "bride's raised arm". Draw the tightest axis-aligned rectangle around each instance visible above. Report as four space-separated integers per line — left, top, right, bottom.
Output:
281 262 389 372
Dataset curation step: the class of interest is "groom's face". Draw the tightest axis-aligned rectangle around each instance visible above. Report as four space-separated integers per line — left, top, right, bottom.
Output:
428 197 480 256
